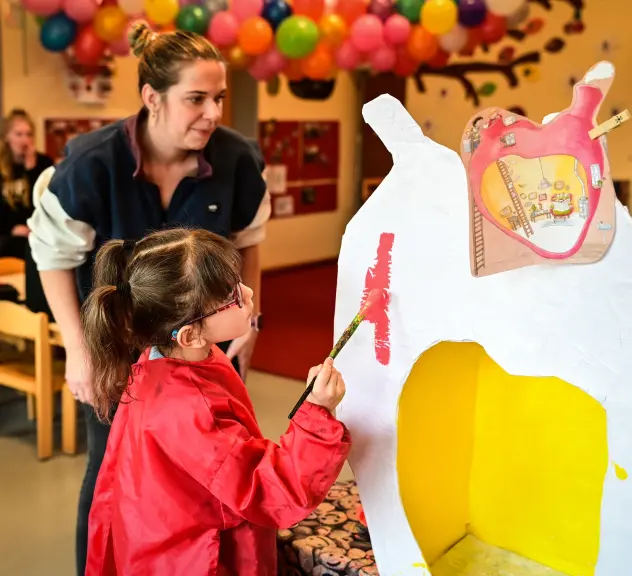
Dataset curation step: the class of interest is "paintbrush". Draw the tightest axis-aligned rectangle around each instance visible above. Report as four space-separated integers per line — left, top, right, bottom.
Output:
288 289 382 419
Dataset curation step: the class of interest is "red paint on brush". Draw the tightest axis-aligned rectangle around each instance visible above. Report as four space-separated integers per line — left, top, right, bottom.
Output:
362 232 394 365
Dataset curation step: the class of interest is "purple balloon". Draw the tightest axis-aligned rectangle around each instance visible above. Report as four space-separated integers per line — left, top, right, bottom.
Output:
368 0 394 21
458 0 487 28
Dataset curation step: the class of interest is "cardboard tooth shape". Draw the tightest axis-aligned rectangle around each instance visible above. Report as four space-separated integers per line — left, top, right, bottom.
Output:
461 61 622 278
334 92 632 576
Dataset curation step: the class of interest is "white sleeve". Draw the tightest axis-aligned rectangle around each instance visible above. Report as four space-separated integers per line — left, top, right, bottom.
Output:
230 189 272 250
27 167 96 271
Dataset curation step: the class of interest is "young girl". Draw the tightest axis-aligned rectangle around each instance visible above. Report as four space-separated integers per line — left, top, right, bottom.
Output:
82 228 350 575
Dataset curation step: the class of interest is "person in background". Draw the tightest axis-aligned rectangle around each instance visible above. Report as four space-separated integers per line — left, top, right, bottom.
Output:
0 109 53 259
27 23 270 576
82 228 349 575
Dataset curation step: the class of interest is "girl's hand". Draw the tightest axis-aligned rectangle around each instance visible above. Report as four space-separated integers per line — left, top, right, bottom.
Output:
11 224 30 237
306 357 345 413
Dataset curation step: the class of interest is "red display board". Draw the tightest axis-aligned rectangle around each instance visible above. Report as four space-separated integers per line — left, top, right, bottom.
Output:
44 118 117 164
258 120 339 218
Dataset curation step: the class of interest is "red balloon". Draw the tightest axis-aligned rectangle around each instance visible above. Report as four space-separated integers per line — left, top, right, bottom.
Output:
459 26 483 55
393 45 419 77
427 49 449 69
293 0 325 22
481 13 506 44
74 25 107 66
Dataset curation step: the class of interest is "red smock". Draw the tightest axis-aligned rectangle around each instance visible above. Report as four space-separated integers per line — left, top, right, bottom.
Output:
85 347 351 575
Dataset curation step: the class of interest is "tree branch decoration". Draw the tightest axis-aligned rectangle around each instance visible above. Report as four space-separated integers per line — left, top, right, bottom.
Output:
414 0 585 107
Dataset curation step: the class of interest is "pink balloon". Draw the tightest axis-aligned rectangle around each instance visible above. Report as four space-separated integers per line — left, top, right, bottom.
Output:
384 14 411 46
22 0 63 16
256 47 287 75
109 34 130 56
350 15 384 53
230 0 263 23
208 12 239 47
335 40 361 70
370 45 395 71
248 57 274 81
63 0 98 24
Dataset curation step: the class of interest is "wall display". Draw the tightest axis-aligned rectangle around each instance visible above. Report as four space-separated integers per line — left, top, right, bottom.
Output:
259 120 339 218
44 118 116 164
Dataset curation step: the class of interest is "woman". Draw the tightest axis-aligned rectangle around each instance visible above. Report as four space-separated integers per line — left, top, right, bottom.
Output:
27 23 269 576
0 109 53 258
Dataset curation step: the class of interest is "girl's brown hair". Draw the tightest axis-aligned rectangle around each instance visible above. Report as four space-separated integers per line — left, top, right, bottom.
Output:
127 22 223 96
81 228 242 422
0 108 35 183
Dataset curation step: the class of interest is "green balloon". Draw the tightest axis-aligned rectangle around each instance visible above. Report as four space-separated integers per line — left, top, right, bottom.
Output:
276 16 320 59
176 5 211 35
34 15 46 26
397 0 424 23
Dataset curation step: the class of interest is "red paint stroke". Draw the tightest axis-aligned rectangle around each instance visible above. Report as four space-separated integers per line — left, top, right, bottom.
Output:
362 233 394 365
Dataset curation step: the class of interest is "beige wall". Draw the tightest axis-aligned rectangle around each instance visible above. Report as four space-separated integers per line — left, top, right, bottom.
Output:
3 1 631 269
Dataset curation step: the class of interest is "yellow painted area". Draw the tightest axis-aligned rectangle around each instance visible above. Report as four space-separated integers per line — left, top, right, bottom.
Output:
614 463 628 480
480 155 588 230
397 342 608 576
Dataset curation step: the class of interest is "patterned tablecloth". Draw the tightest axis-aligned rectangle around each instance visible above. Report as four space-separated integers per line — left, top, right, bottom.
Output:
277 480 379 575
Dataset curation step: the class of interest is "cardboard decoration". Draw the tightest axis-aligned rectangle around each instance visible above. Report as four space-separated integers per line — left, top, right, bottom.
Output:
461 62 624 278
334 93 632 576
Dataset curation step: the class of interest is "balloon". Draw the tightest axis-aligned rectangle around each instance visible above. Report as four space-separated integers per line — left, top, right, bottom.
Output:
350 15 383 53
485 0 526 17
421 0 457 35
370 44 396 71
119 0 144 16
406 25 438 61
257 46 287 74
319 14 347 47
74 25 107 65
40 12 76 52
302 41 334 79
335 39 360 70
144 0 179 26
63 0 98 24
208 11 239 46
480 12 506 44
276 15 319 58
109 34 131 56
439 23 467 52
176 5 210 34
231 0 264 23
262 0 292 31
249 57 274 81
368 0 394 21
427 47 449 67
227 45 251 67
458 0 486 28
238 17 273 55
393 44 419 76
459 24 483 54
292 0 324 22
94 6 128 42
22 0 62 16
396 0 422 24
505 3 530 27
284 58 304 80
204 0 229 16
384 14 411 45
34 15 46 25
336 0 366 26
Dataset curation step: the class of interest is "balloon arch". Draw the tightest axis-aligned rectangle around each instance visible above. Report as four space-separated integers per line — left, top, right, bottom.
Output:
25 0 582 83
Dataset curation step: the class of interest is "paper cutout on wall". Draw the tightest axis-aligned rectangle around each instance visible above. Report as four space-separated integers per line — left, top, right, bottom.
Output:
334 92 632 576
461 61 618 278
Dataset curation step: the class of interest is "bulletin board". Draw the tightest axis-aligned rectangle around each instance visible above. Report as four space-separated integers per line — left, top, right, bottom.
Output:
44 118 117 164
258 120 339 218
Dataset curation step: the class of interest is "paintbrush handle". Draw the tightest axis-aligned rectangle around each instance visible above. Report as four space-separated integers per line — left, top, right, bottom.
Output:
288 373 319 420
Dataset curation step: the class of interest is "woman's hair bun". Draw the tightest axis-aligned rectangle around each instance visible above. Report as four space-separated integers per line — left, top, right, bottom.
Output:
128 21 156 58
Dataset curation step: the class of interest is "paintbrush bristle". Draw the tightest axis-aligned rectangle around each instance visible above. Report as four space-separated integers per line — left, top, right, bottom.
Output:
361 289 382 317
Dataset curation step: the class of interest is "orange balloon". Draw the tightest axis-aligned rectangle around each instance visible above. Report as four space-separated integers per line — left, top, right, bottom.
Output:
336 0 366 26
406 26 439 62
159 23 177 32
302 42 335 80
319 14 348 48
293 0 325 22
284 58 305 81
238 17 273 56
227 45 251 68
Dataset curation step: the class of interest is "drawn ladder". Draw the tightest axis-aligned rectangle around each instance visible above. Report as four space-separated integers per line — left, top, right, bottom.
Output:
497 159 533 238
472 202 485 275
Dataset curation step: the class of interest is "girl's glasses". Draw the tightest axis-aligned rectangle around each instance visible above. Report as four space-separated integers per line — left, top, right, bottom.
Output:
171 283 243 341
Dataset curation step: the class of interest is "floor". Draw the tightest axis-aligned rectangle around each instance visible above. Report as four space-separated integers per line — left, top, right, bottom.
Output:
0 370 353 575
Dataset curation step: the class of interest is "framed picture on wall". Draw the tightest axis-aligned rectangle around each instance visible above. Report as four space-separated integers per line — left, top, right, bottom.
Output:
44 118 117 164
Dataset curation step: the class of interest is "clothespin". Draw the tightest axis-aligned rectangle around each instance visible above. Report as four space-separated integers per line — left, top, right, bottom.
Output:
589 110 630 140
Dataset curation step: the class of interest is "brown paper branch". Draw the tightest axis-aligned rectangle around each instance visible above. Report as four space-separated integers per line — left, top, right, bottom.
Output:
414 52 541 107
528 0 584 11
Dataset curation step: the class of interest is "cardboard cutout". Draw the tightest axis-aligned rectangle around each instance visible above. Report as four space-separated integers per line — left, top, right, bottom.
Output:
335 80 632 576
461 62 617 277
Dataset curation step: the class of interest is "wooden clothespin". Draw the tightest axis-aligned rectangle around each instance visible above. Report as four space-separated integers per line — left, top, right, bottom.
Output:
589 110 631 140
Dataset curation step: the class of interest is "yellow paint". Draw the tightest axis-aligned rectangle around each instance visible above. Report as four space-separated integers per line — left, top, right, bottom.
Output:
398 342 608 576
614 463 628 480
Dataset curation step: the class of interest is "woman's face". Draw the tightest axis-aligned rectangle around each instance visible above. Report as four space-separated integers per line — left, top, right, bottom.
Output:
5 118 34 161
160 59 227 151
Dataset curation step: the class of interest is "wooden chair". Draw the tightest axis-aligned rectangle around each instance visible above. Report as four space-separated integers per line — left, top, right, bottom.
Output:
0 301 76 459
0 257 25 276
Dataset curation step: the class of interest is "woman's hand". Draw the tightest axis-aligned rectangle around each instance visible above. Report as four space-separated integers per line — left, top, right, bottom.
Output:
306 358 346 413
225 328 258 380
11 224 30 237
66 344 94 405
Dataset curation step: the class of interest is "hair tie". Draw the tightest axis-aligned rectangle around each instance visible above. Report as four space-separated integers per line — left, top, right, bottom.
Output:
116 281 132 298
122 239 136 255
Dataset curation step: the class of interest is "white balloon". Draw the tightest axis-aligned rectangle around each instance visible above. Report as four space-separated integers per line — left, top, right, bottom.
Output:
118 0 145 16
505 3 530 27
485 0 527 17
439 25 468 53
